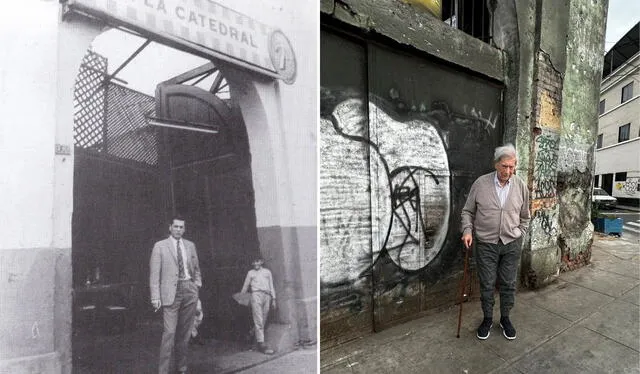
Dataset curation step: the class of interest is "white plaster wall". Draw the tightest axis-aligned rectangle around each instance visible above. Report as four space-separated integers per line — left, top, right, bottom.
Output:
595 138 640 174
597 94 639 148
274 1 318 228
55 10 105 249
225 72 291 228
0 1 60 249
598 55 639 149
226 0 318 228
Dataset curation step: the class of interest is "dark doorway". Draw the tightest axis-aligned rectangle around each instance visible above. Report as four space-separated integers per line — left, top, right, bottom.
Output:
155 84 261 341
602 173 614 195
72 48 263 374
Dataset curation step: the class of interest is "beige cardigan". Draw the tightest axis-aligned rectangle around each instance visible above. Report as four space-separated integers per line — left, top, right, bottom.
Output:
461 172 531 244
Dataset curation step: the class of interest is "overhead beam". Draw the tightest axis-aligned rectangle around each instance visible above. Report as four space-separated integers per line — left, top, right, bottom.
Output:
191 71 214 86
160 62 217 86
209 72 225 93
108 39 151 81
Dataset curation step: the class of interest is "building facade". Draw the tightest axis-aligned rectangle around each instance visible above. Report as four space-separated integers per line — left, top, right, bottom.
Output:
595 22 640 207
320 0 608 348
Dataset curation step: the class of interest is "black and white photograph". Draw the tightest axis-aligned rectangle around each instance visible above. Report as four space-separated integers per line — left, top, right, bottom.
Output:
0 0 317 373
2 0 640 374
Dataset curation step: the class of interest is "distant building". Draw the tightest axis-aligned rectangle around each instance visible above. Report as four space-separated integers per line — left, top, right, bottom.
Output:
595 22 640 207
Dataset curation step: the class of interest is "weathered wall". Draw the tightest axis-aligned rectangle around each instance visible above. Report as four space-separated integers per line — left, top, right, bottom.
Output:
520 0 607 287
320 2 505 345
0 1 78 373
320 0 608 347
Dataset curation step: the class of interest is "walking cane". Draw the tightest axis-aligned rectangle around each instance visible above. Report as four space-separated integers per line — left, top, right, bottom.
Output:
456 245 470 338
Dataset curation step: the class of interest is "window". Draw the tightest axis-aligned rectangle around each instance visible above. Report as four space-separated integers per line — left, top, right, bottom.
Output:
618 123 630 142
596 134 603 148
594 175 599 186
621 82 633 103
615 172 627 182
598 99 605 115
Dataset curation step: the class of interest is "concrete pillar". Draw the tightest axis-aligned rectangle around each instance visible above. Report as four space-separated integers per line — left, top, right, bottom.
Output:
556 0 607 269
499 0 607 288
224 66 313 349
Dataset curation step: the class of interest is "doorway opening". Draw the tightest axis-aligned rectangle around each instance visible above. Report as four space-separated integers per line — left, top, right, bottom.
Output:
71 28 268 372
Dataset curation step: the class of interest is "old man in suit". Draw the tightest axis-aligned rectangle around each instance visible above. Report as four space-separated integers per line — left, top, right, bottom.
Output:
150 216 202 374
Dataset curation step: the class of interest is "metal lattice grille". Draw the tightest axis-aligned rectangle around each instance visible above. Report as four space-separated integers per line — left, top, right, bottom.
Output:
74 50 108 150
105 84 158 165
73 49 158 166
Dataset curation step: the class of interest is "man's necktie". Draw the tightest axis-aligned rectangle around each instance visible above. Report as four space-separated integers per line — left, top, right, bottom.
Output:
177 240 185 279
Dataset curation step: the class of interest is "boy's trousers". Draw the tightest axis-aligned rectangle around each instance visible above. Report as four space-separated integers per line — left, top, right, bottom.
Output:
251 291 271 343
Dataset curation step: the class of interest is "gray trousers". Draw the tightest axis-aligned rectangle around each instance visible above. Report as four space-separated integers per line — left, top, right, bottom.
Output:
159 280 199 374
251 291 271 343
475 239 522 319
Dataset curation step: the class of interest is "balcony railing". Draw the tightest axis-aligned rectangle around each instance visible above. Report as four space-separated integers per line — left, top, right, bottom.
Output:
441 0 493 44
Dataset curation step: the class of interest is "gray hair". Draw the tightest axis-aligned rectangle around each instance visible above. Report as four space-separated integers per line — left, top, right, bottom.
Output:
493 143 517 164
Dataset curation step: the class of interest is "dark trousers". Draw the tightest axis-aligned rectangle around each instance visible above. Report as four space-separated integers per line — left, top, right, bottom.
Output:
475 239 522 319
159 280 199 374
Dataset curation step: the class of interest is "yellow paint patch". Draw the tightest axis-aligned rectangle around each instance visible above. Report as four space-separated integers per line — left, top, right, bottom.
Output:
539 91 561 130
403 0 442 18
531 198 557 215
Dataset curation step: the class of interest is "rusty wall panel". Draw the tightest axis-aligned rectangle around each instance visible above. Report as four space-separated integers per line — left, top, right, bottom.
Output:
366 44 504 330
320 31 374 348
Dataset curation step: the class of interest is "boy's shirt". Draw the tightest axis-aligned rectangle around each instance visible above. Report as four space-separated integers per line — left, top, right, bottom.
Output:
241 267 276 299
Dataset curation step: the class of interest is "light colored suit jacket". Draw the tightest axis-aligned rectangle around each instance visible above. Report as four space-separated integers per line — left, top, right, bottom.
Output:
149 237 202 306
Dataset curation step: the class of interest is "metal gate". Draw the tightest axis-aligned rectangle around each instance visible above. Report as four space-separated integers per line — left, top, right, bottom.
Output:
155 84 261 340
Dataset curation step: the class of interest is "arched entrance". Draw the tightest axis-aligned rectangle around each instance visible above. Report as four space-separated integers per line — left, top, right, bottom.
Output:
61 6 297 372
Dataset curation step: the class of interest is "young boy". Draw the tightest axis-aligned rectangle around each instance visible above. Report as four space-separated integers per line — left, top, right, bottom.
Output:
240 258 276 354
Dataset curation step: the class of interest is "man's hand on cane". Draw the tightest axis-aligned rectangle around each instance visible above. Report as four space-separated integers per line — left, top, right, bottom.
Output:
462 233 473 250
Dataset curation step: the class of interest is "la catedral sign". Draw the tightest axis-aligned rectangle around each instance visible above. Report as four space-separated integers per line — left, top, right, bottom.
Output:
65 0 296 84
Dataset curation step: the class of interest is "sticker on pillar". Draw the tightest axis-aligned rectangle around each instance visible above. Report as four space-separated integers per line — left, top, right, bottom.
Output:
268 30 296 84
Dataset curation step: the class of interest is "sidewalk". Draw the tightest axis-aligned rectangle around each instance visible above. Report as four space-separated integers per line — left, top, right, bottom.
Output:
233 347 318 373
73 320 318 373
321 234 640 373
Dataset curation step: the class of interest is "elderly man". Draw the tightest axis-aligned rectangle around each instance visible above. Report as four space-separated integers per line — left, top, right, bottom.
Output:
461 143 530 340
150 216 202 374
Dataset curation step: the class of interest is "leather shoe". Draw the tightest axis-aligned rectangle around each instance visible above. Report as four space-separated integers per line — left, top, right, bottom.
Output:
259 343 274 355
